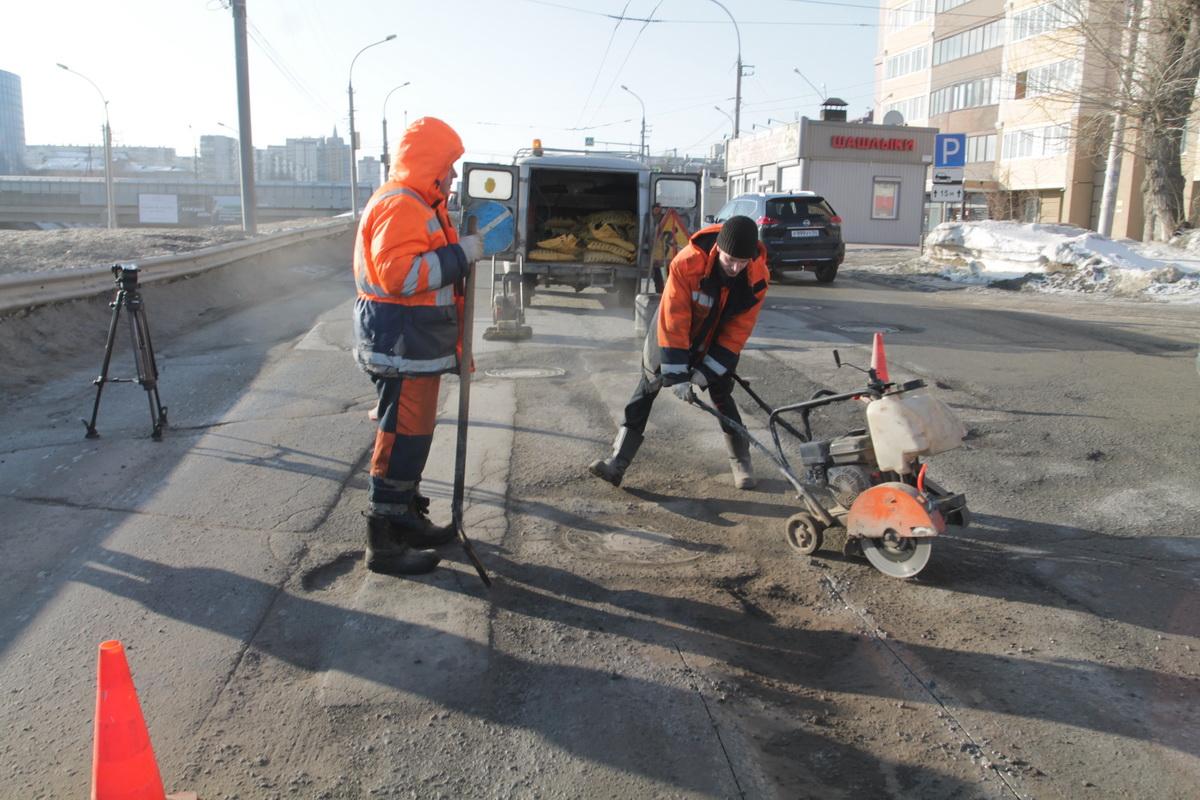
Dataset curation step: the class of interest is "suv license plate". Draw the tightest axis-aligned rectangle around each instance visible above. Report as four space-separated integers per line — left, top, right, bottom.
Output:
790 229 820 238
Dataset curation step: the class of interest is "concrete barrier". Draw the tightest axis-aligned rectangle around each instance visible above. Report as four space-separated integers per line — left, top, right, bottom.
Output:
0 218 355 315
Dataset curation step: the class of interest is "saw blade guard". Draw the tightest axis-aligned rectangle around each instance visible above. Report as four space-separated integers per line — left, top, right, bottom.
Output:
846 482 946 540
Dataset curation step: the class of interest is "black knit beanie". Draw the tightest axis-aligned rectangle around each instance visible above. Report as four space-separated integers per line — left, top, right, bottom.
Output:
715 215 759 259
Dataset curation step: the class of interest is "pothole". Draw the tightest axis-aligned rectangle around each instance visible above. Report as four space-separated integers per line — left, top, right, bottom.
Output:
300 551 360 591
561 527 717 565
834 323 901 334
484 366 567 379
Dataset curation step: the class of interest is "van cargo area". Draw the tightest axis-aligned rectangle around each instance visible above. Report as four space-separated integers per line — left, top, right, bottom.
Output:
525 167 641 290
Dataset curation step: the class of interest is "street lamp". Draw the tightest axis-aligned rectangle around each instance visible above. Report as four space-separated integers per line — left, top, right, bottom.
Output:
56 63 116 228
713 105 735 139
620 84 646 157
793 67 828 106
348 34 397 218
381 81 411 181
706 1 744 137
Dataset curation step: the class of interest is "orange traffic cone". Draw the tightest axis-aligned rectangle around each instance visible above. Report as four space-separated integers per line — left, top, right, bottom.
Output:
871 332 890 383
92 640 166 800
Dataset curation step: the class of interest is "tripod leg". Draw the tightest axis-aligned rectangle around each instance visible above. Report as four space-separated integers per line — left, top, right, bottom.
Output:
83 291 124 438
135 300 167 429
128 298 164 440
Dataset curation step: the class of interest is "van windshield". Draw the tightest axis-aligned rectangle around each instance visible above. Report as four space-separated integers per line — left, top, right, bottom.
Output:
766 197 834 221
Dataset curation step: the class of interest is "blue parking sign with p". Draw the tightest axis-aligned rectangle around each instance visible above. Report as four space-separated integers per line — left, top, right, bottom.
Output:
935 133 966 168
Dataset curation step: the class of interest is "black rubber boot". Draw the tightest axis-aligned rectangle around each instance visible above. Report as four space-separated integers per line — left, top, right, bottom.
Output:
724 432 757 490
364 515 441 575
395 495 457 548
588 427 644 487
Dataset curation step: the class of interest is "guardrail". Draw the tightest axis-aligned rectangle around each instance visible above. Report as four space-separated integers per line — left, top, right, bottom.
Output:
0 218 355 315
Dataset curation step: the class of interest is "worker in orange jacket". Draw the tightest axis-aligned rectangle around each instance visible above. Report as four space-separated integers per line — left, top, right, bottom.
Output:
589 216 769 489
353 117 483 576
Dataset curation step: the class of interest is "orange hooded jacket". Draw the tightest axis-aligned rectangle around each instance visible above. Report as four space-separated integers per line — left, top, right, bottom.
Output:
352 117 469 376
656 224 770 385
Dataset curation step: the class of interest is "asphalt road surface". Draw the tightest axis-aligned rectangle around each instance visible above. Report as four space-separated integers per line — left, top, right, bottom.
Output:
1 246 1197 799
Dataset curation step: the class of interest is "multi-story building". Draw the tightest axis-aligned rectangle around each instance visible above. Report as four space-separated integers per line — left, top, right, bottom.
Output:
199 135 240 182
0 69 26 175
876 0 1198 238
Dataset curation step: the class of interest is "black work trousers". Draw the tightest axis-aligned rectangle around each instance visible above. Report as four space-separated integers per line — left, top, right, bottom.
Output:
621 372 743 436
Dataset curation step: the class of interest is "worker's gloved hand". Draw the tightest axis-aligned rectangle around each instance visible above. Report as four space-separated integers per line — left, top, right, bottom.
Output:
458 234 484 263
671 381 695 402
690 370 709 391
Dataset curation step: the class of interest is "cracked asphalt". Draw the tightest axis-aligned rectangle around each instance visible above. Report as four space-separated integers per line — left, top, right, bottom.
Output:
0 243 1197 799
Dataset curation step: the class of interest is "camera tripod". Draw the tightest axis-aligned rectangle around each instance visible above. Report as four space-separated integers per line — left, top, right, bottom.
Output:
83 264 168 440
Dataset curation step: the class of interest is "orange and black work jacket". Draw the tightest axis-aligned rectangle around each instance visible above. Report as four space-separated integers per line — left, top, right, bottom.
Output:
656 225 769 386
353 117 469 377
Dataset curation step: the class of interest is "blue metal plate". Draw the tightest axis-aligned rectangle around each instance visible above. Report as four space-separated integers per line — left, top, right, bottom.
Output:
470 200 515 256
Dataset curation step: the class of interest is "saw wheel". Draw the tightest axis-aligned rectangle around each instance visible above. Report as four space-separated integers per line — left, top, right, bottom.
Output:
784 512 824 556
860 531 932 579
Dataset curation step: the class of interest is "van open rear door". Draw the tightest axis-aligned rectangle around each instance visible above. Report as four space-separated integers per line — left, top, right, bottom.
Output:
460 162 521 258
646 173 702 289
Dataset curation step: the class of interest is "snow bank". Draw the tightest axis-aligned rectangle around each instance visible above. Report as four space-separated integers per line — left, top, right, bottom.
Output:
923 220 1200 300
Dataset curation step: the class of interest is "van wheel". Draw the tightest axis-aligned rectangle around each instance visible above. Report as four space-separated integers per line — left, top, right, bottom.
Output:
814 263 839 284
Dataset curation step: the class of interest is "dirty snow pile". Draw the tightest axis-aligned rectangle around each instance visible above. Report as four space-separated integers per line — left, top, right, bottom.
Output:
922 220 1200 299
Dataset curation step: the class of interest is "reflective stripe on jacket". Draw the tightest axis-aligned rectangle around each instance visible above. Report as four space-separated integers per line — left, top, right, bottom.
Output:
353 117 467 376
656 224 769 385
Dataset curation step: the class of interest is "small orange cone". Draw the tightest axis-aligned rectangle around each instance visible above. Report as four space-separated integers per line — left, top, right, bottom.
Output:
92 640 166 800
871 332 890 382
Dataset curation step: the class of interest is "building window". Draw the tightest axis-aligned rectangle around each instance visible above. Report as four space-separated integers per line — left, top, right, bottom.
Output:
1013 59 1081 99
885 45 930 79
1001 124 1071 159
930 76 1001 115
1011 1 1076 42
932 19 1004 66
936 0 970 11
886 0 933 34
967 134 996 162
883 95 928 124
872 178 902 220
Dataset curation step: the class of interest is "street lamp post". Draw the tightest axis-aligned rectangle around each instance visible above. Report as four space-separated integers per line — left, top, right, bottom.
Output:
348 34 397 218
713 105 735 140
793 68 828 117
706 1 744 138
56 63 116 228
620 84 646 157
381 81 411 181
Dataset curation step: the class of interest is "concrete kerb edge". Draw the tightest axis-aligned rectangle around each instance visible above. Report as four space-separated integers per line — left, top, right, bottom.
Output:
0 218 356 315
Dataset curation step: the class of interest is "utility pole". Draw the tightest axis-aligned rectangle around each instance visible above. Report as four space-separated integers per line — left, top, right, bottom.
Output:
621 85 647 157
707 1 745 137
231 0 257 233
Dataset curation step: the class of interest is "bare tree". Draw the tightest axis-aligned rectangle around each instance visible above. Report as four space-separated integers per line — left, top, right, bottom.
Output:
1055 0 1200 239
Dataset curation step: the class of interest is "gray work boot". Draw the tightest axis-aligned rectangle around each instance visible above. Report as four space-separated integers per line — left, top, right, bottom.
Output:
588 427 644 487
364 515 441 575
724 432 757 490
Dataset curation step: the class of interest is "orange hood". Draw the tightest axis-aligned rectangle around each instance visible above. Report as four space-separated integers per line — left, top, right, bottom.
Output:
387 116 464 205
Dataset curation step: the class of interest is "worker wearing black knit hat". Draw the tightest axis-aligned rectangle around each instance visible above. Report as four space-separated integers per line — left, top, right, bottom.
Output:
589 215 770 490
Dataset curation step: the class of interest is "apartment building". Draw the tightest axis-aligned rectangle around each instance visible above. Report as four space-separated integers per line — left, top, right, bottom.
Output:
876 0 1196 239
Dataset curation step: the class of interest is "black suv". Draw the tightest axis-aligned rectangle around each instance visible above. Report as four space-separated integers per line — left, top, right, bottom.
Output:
708 192 845 283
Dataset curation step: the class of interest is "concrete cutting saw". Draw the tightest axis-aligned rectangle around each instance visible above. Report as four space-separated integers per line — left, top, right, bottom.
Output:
685 334 969 579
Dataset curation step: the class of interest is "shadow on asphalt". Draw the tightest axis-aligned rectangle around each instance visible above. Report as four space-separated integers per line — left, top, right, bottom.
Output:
72 545 1012 796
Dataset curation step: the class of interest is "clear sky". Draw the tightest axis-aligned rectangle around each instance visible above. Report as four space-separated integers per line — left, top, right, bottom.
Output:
3 0 880 164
